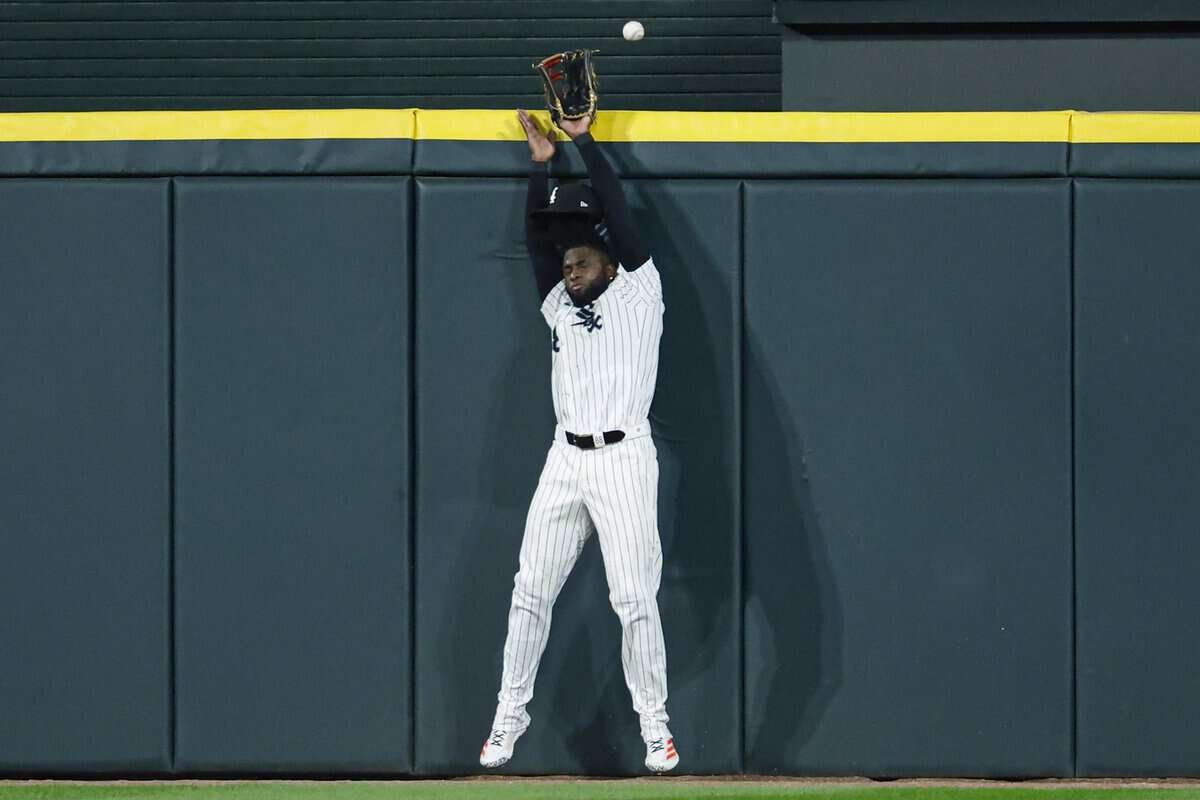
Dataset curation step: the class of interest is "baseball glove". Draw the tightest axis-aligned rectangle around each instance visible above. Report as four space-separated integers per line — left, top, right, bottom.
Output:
533 49 598 126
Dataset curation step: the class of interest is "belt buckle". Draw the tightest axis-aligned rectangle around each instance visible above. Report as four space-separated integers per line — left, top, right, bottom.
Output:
592 431 607 449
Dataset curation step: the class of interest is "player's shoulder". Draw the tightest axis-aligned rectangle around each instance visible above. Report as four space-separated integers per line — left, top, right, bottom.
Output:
621 254 656 271
541 281 571 324
629 256 659 279
618 256 663 303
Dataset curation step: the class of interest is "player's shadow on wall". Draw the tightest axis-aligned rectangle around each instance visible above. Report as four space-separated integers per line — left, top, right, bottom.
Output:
550 605 629 774
637 186 741 773
743 333 842 772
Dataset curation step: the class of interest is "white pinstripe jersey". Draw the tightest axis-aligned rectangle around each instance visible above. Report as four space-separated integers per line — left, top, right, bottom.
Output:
540 257 664 434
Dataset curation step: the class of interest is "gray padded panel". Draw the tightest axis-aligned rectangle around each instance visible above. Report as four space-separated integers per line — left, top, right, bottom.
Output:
1071 144 1200 179
743 179 1072 777
0 180 170 772
1075 180 1200 777
174 178 411 772
0 139 412 178
414 178 740 775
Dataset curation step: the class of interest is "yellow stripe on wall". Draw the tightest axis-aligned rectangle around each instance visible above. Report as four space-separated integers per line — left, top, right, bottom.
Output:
0 109 415 142
1070 112 1200 144
3 108 1200 144
418 109 1073 143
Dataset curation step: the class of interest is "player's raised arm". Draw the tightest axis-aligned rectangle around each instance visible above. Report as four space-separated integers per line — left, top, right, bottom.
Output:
558 115 651 272
518 110 565 301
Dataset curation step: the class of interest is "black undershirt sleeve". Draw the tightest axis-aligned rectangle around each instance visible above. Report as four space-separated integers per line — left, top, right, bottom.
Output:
526 161 563 301
573 132 651 272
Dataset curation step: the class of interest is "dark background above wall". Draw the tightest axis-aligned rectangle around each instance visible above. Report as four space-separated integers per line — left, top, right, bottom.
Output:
776 0 1200 111
0 0 781 112
775 0 1200 26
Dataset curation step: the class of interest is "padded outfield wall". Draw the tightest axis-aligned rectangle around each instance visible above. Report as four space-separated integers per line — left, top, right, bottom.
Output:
0 110 1197 777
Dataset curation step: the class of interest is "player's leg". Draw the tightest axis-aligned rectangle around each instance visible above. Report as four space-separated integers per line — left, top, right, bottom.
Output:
486 441 592 763
581 436 677 771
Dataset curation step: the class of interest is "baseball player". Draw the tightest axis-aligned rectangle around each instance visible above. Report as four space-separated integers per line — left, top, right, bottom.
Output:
479 109 678 774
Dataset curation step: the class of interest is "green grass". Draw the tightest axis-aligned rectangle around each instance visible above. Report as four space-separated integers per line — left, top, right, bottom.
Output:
2 782 1200 800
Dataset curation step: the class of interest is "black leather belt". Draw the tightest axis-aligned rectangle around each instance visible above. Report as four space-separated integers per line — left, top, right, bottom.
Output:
565 430 626 450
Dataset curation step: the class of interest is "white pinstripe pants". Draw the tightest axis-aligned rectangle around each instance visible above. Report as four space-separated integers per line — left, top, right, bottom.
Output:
492 434 671 742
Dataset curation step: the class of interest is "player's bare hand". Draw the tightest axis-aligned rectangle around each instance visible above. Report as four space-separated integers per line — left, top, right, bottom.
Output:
558 115 592 140
518 109 556 162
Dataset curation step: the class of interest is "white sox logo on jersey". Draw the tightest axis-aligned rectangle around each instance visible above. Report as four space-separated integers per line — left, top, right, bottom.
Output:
571 304 603 332
552 304 603 351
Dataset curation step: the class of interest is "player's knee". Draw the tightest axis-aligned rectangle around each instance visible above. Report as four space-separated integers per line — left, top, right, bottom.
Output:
512 573 551 610
608 589 649 622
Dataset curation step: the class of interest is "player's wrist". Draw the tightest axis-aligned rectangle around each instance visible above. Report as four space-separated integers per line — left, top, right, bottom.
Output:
571 132 596 148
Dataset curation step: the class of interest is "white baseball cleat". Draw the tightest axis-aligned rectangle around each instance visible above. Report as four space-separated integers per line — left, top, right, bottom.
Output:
644 735 680 773
479 728 521 768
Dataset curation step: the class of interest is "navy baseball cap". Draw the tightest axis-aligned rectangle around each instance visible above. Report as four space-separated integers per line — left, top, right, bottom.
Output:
530 181 603 222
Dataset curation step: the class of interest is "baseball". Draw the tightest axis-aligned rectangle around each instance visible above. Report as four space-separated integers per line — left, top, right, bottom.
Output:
623 20 645 41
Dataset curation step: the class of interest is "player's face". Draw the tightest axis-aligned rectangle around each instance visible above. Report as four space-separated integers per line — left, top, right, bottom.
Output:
562 246 614 303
